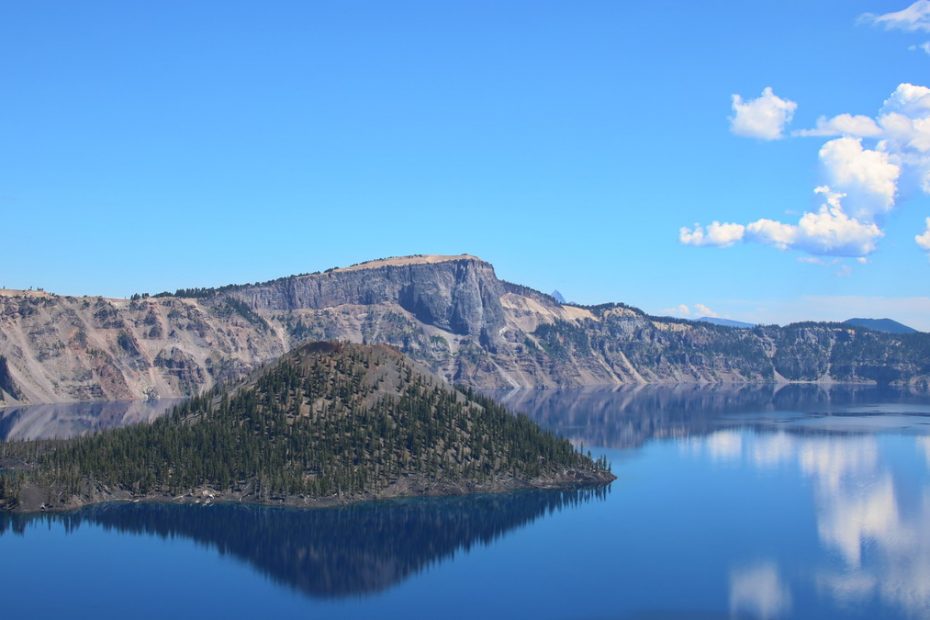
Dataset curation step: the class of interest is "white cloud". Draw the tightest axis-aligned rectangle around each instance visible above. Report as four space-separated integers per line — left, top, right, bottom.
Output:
689 83 930 261
793 84 930 212
878 87 930 192
663 303 725 319
730 87 798 140
694 303 718 318
880 112 930 153
883 82 930 116
908 41 930 54
819 138 900 217
747 218 798 250
688 187 883 258
793 188 883 255
917 217 930 251
794 114 883 138
861 0 930 32
679 221 745 247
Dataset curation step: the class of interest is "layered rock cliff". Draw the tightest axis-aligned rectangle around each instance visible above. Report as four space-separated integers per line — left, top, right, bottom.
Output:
1 254 928 404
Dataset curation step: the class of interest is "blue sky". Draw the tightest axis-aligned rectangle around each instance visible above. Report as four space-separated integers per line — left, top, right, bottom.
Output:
3 1 930 328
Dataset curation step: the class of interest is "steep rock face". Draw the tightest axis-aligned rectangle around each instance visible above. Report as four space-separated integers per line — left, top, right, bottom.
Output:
0 255 928 404
0 356 23 402
0 291 289 403
229 256 506 346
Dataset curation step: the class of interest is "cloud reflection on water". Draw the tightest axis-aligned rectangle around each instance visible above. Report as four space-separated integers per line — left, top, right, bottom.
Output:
688 428 930 617
729 562 792 619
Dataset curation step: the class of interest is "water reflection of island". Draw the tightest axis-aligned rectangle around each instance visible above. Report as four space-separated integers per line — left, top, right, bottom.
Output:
495 384 930 449
0 487 608 598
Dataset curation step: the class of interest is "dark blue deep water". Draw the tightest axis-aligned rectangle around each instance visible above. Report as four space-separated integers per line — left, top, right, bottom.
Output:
3 385 930 619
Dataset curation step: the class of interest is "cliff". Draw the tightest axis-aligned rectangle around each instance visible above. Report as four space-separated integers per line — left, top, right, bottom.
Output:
0 254 928 404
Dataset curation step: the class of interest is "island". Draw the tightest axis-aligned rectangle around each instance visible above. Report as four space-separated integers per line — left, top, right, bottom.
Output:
0 342 614 513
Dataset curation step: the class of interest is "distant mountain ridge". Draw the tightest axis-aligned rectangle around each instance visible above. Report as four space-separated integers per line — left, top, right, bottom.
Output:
1 254 929 404
697 317 755 329
843 318 918 335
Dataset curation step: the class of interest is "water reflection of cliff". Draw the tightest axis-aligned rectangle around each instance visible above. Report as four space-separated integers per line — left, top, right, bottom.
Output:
0 487 607 598
6 385 929 445
0 399 181 441
495 384 930 449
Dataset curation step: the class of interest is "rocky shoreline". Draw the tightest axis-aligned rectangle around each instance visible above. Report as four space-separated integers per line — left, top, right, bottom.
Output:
1 469 616 514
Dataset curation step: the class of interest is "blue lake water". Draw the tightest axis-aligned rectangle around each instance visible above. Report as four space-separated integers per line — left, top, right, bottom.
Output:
3 384 930 619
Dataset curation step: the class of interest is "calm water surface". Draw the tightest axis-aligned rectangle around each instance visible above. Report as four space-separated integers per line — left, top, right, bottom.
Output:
3 385 930 619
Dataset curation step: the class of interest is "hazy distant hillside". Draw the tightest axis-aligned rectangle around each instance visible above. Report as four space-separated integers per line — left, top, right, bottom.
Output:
843 318 918 335
1 254 929 404
697 317 755 329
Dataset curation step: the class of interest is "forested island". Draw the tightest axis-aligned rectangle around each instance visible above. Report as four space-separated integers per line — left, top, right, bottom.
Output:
0 342 613 513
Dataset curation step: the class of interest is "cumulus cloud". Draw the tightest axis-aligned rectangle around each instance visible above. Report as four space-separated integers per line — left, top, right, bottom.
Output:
792 187 883 256
819 138 900 217
794 114 882 138
662 303 723 319
918 217 930 251
883 82 930 116
730 87 797 140
747 218 798 250
685 188 883 259
694 303 718 318
861 0 930 32
687 83 930 261
679 221 745 247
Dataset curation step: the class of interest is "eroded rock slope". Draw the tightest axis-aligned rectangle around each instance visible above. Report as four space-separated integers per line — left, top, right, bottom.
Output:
1 255 927 403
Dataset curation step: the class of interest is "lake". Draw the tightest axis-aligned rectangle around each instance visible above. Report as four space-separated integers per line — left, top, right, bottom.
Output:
2 384 930 619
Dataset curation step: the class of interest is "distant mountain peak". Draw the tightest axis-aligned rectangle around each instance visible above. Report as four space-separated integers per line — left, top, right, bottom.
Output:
551 290 566 304
843 318 918 334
